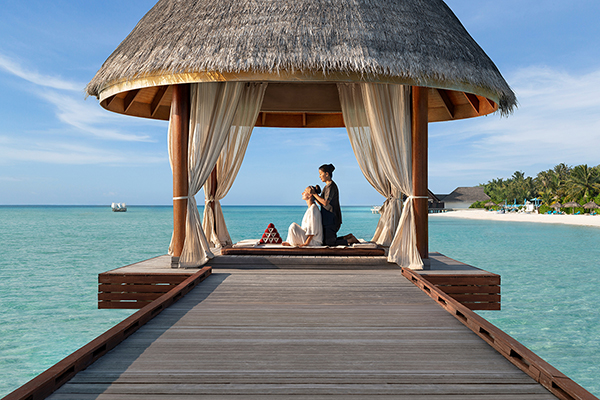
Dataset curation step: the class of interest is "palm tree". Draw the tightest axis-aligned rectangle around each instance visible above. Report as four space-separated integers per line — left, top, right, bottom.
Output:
566 164 600 202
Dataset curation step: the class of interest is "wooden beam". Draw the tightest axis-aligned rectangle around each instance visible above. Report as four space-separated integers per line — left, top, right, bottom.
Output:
412 86 429 263
171 84 190 260
437 89 455 119
464 92 480 114
105 95 117 108
302 113 307 127
151 86 169 118
123 89 141 113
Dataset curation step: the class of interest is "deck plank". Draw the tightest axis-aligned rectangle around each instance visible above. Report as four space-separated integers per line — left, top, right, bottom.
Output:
52 267 557 399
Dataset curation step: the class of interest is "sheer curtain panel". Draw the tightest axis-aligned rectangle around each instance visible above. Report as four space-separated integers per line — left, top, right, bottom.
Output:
360 83 423 269
337 83 401 246
168 82 245 267
203 83 267 247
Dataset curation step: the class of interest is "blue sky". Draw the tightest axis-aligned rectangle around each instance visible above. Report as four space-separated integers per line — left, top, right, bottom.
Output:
1 0 599 205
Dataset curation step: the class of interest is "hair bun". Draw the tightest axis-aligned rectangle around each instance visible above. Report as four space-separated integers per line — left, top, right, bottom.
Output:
314 184 322 195
319 163 335 175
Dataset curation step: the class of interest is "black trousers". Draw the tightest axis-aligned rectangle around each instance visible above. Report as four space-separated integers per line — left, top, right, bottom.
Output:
322 210 347 246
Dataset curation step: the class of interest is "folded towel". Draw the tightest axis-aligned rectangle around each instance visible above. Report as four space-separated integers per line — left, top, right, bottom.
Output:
232 239 260 248
352 242 379 249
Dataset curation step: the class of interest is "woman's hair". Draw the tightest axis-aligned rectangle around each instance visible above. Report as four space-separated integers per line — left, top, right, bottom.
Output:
309 185 322 195
319 163 335 176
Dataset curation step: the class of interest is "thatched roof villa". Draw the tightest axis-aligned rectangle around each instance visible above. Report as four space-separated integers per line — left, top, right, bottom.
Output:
439 186 491 209
86 0 516 269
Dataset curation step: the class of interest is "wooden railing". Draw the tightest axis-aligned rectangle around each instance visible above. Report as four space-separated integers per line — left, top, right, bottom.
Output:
402 267 598 400
420 272 501 310
98 272 196 309
3 267 211 400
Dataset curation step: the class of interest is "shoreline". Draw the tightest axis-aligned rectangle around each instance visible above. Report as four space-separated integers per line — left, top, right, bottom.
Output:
430 209 600 228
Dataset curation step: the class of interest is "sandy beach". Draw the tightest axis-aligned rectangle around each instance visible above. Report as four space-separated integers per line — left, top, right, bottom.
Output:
430 209 600 228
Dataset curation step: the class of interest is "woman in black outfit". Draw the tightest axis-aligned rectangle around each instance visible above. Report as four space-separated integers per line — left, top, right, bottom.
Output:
311 164 358 246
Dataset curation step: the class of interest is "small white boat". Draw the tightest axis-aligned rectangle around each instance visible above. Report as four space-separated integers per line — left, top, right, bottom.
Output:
111 202 127 212
371 205 381 214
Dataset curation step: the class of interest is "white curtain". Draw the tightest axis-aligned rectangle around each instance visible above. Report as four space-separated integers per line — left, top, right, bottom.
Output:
168 82 245 267
339 83 423 269
337 84 402 246
202 83 268 247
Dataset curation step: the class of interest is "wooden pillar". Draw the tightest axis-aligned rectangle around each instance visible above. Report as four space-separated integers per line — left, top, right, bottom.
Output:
209 166 218 235
171 84 190 260
412 86 429 265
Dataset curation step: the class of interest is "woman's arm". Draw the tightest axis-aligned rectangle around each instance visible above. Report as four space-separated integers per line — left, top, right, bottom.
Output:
299 235 314 247
312 192 329 207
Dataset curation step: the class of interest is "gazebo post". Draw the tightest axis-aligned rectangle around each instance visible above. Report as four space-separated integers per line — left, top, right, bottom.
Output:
412 86 429 267
170 84 190 267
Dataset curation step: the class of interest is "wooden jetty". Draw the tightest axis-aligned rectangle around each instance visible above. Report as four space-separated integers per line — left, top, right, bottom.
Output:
98 252 500 311
5 253 596 400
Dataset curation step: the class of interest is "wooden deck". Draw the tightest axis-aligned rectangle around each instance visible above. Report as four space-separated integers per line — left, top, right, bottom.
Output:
98 252 500 310
48 263 556 399
7 255 597 400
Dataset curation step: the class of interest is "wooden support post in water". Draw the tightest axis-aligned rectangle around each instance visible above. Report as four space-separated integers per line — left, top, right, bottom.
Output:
412 86 429 265
171 84 190 263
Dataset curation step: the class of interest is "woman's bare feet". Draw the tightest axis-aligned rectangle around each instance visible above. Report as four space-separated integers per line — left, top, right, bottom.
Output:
343 234 360 244
282 242 291 246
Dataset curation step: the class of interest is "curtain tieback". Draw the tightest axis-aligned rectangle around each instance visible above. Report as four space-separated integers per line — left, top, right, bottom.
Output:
403 195 428 205
173 196 191 201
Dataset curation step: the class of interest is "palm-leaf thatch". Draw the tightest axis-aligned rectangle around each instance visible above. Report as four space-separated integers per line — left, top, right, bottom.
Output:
563 201 581 208
86 0 516 122
551 202 562 209
583 201 600 209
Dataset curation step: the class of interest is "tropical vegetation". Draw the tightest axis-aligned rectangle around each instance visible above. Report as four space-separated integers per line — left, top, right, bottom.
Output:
476 163 600 210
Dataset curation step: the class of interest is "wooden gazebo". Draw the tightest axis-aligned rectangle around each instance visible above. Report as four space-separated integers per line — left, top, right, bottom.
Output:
86 0 516 269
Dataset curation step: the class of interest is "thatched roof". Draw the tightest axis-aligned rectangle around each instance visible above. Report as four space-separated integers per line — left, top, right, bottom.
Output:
86 0 516 123
443 186 490 204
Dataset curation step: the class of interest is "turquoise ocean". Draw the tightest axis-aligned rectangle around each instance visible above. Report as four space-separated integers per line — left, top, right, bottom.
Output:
1 205 599 397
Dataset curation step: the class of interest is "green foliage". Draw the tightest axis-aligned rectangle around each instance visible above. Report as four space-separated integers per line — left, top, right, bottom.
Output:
563 207 585 215
482 163 600 207
538 205 553 214
469 200 487 209
482 171 535 203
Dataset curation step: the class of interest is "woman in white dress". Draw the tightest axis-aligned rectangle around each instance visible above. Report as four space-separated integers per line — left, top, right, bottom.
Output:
283 185 324 247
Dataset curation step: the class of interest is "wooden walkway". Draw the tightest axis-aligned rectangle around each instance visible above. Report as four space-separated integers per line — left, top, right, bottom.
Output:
50 262 558 399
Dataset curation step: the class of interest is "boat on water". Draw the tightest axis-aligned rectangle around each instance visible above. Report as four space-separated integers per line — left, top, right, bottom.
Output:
111 203 127 212
371 205 381 214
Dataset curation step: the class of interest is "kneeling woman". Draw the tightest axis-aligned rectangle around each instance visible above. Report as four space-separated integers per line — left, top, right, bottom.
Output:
283 185 323 247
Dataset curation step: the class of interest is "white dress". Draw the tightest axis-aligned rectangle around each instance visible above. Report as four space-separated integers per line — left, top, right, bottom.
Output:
286 204 323 247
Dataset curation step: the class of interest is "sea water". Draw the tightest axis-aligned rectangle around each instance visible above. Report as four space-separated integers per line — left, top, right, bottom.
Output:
0 206 598 397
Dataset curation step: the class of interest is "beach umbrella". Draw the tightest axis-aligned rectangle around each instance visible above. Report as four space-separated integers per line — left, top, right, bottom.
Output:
583 201 599 211
551 202 562 209
484 201 497 207
563 201 581 214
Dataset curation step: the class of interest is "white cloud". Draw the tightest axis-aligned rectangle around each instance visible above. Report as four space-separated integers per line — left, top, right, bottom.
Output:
0 52 159 142
0 53 82 91
0 136 165 165
430 66 600 186
37 90 155 142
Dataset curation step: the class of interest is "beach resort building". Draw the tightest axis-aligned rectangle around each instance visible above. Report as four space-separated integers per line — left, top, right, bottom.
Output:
438 186 490 209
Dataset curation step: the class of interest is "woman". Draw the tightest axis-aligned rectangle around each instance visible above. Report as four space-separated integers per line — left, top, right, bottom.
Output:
283 185 323 247
311 164 358 246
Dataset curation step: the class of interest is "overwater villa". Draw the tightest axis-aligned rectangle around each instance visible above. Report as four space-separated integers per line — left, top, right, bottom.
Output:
5 0 597 399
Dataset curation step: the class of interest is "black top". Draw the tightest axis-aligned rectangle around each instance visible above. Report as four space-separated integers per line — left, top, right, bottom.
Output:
321 181 342 229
